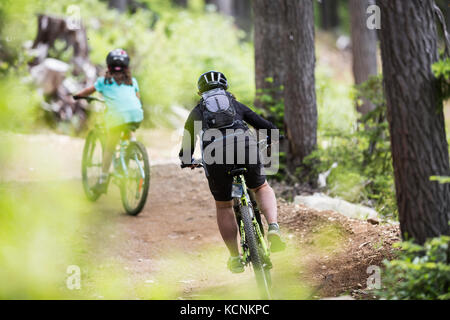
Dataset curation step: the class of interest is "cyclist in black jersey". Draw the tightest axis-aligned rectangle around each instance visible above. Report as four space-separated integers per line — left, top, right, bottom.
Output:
179 71 285 273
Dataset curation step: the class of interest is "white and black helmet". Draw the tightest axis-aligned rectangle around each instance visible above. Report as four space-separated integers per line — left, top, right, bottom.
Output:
106 49 130 71
197 71 228 94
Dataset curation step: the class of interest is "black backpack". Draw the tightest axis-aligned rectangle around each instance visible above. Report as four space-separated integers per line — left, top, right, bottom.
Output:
200 88 237 130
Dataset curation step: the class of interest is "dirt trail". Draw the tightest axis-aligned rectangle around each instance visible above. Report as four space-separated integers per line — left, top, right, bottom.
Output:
84 163 399 299
0 130 400 299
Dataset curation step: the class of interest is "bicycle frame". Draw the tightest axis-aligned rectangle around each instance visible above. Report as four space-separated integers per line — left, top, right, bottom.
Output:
90 121 145 194
110 136 146 186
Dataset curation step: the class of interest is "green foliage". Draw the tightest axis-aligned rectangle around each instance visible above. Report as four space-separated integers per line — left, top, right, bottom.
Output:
337 0 351 35
313 0 351 35
254 77 284 129
430 176 450 184
79 0 253 126
316 64 357 134
377 236 450 300
257 64 359 182
0 73 43 133
0 0 39 70
305 75 397 218
0 0 254 128
433 58 450 80
432 58 450 105
0 180 89 298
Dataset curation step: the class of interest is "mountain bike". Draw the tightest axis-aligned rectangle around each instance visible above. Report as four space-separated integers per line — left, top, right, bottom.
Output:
182 158 273 300
77 96 150 216
230 166 273 300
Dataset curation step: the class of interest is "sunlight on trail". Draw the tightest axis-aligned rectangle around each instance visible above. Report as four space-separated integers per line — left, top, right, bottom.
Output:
0 133 84 182
130 238 315 300
66 234 319 300
310 224 346 255
77 223 347 300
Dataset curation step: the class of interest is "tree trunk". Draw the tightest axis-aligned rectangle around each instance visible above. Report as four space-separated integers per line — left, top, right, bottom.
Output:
252 0 286 116
108 0 129 12
233 0 252 34
283 0 318 171
173 0 188 7
30 15 96 132
349 0 378 115
378 0 450 244
436 0 450 33
253 0 317 173
205 0 251 35
320 0 340 30
31 14 94 82
209 0 233 16
207 0 252 33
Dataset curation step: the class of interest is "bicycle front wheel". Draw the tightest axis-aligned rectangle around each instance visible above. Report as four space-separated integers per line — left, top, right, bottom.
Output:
81 130 104 202
241 204 272 300
120 141 150 216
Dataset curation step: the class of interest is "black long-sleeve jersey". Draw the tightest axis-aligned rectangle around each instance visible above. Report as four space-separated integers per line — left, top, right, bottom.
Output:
179 97 277 162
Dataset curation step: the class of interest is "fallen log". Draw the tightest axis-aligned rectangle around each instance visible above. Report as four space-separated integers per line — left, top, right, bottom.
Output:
29 14 96 133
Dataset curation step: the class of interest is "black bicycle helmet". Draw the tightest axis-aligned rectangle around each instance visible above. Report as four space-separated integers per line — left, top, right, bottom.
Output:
197 71 228 94
106 49 130 71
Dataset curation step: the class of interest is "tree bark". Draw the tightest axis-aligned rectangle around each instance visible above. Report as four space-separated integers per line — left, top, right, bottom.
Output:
233 0 252 34
349 0 378 114
30 15 96 131
252 0 286 115
108 0 129 12
253 0 317 172
378 0 450 244
320 0 340 30
32 14 94 82
207 0 252 33
173 0 188 7
209 0 234 16
436 0 450 33
283 0 318 171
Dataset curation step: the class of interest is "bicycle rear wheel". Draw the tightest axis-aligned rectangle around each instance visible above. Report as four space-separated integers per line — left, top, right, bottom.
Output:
120 141 150 216
241 204 272 299
81 130 104 202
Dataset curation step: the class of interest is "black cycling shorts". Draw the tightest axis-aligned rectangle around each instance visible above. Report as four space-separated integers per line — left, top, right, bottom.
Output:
204 141 266 201
206 163 266 201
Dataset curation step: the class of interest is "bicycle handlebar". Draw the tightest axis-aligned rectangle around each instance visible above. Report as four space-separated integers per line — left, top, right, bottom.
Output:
181 135 285 169
180 159 204 169
73 95 105 103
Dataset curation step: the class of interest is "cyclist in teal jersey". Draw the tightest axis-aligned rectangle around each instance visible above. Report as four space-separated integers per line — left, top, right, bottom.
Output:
74 49 144 194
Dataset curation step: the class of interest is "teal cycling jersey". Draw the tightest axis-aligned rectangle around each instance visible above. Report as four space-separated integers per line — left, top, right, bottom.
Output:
94 76 144 127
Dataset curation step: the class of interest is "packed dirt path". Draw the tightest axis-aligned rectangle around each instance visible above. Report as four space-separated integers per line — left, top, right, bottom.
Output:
0 130 401 299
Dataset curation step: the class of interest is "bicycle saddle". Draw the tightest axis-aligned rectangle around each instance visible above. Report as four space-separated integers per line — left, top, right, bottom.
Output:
228 167 247 177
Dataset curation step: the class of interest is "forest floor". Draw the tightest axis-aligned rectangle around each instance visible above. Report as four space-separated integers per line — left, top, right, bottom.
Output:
0 130 401 299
